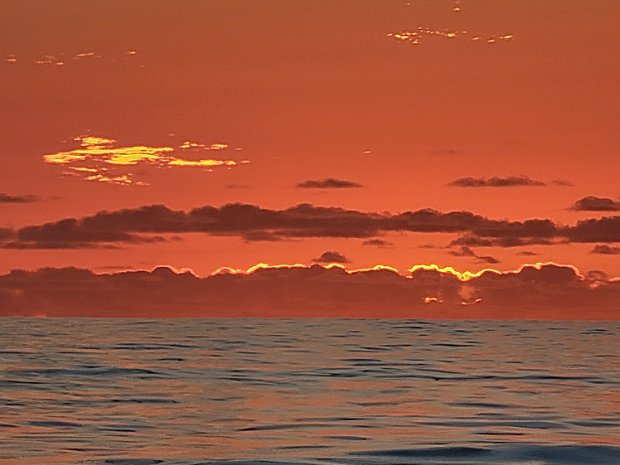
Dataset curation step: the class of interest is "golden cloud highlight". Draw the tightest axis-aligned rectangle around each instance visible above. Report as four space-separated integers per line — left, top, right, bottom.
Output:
387 28 514 46
43 135 247 186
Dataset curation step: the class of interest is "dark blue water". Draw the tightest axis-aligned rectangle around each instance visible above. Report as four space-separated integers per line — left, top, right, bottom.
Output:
1 319 619 464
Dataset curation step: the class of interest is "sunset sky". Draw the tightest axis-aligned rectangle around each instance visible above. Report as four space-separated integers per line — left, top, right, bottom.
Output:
1 1 619 317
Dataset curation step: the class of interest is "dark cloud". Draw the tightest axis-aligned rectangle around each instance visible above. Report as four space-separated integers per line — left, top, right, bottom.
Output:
448 176 546 187
448 245 477 257
1 263 618 319
591 244 620 255
0 193 37 203
450 234 557 248
295 178 363 189
0 228 14 241
566 216 620 243
312 251 351 263
516 251 539 256
362 238 393 248
1 203 618 249
571 196 620 212
448 246 500 264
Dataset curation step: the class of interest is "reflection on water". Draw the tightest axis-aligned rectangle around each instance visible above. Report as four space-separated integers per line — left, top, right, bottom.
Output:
1 319 619 465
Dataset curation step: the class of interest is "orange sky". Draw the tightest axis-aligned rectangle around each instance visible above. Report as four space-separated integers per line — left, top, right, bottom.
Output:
1 0 619 297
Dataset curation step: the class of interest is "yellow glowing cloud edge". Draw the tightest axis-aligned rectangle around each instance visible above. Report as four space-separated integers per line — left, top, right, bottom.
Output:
201 261 592 281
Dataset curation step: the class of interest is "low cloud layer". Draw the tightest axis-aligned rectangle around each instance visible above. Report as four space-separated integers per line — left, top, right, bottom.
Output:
1 203 619 249
295 178 363 189
1 263 618 319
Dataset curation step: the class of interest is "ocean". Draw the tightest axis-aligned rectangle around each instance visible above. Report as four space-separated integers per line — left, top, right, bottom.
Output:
1 318 619 465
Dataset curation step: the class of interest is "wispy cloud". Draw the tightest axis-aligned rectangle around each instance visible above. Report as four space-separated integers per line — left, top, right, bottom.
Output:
295 178 363 189
43 135 248 186
448 176 547 188
387 28 514 46
0 193 37 203
430 148 461 156
448 245 500 264
3 49 140 67
362 238 393 248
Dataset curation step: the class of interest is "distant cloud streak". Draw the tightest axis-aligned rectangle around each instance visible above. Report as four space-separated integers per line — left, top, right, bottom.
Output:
0 193 37 203
448 176 547 188
295 178 363 189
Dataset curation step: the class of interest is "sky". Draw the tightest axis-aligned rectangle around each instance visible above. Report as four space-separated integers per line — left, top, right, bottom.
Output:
1 0 619 317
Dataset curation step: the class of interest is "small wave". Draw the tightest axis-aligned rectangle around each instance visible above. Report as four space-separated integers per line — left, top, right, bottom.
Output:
28 420 82 428
351 444 620 464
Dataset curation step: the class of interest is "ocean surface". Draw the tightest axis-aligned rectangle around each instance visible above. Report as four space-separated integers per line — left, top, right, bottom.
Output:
1 319 619 465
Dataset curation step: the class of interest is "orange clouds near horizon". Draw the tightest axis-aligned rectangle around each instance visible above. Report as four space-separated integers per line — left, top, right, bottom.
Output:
1 261 618 319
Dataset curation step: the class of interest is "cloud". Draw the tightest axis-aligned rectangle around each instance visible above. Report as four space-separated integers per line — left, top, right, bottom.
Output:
550 179 574 187
430 149 460 156
0 228 13 241
312 251 351 263
591 244 620 255
295 178 363 189
3 49 141 67
362 238 393 248
1 262 618 319
450 234 556 248
0 193 37 203
566 216 620 243
43 135 247 186
1 203 618 249
448 176 546 187
387 28 514 46
571 196 620 212
225 184 250 189
448 246 500 264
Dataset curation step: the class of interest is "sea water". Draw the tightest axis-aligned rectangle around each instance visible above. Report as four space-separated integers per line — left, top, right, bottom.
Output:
1 318 619 464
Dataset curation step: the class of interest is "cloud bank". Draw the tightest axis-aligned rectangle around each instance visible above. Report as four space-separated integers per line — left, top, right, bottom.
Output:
1 263 618 319
1 203 619 249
